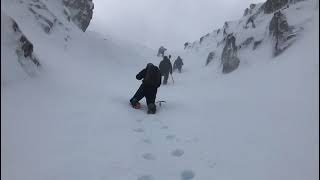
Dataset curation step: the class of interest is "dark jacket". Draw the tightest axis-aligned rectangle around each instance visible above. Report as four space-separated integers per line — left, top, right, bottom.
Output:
159 57 172 75
174 57 183 69
136 64 161 88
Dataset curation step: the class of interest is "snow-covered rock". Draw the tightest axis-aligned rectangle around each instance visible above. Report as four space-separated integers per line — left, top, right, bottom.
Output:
269 10 298 56
184 0 314 73
264 0 289 14
221 34 240 73
63 0 94 32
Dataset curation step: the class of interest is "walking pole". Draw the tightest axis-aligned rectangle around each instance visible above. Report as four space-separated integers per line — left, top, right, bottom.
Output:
171 73 174 85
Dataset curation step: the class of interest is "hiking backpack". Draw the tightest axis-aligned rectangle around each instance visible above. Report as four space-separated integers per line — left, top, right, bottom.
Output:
144 65 161 87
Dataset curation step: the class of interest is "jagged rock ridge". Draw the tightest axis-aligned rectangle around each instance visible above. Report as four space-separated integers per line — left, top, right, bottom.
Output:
63 0 94 32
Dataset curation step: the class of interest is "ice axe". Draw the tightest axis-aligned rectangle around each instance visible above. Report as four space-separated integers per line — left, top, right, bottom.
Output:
155 100 166 107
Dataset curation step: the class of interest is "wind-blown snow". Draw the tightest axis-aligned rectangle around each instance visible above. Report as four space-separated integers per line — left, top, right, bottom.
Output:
1 1 318 180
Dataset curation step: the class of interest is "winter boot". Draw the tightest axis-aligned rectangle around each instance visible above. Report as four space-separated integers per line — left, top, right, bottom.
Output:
130 98 140 109
147 103 156 114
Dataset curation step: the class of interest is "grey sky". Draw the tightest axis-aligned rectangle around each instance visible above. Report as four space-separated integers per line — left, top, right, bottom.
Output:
89 0 264 51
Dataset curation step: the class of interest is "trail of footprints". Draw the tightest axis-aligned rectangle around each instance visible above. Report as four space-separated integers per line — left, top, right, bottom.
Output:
133 117 197 180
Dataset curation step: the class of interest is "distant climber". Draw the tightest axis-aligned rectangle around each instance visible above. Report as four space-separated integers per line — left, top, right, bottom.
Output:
130 63 162 114
157 46 167 57
173 56 184 73
159 56 172 85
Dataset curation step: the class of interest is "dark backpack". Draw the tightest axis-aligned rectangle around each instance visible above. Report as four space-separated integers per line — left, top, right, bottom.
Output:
144 65 161 87
159 58 172 74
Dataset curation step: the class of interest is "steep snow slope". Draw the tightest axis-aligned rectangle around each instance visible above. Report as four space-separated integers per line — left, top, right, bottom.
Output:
1 1 318 180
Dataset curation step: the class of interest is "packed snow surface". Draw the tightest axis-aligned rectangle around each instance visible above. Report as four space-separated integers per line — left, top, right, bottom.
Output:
1 0 318 180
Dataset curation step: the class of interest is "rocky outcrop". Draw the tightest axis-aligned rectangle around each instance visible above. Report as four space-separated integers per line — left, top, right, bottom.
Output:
221 34 240 73
253 40 263 50
200 33 210 44
223 22 229 36
239 37 254 49
11 19 41 76
184 42 190 49
269 11 296 56
63 0 94 32
243 8 250 17
243 4 257 16
28 0 58 34
205 51 215 66
264 0 288 14
245 16 256 28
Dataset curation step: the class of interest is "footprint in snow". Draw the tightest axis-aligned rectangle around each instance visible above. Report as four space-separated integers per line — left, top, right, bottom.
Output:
137 175 154 180
161 125 169 129
171 149 184 157
181 170 195 180
142 153 156 160
133 128 144 133
152 118 160 122
142 138 152 144
166 135 176 140
207 160 217 168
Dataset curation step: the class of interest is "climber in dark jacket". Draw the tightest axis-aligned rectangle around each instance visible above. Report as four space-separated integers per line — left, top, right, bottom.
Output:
130 63 162 114
159 56 172 85
173 56 184 73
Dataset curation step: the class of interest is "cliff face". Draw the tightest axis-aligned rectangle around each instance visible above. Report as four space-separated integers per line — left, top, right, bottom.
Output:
63 0 94 32
184 0 312 74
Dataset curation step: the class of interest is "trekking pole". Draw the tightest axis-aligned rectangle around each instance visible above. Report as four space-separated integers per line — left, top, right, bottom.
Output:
171 73 174 85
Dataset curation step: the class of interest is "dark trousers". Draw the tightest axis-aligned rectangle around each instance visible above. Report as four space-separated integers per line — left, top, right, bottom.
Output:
162 73 169 85
131 84 157 105
178 67 182 73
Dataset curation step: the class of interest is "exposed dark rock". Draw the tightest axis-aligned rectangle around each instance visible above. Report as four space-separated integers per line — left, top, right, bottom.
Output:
223 22 229 36
221 34 240 73
240 37 254 49
250 4 256 9
269 11 296 56
223 22 229 29
200 36 204 44
19 36 40 67
205 51 215 66
184 42 189 49
199 33 210 44
244 4 257 16
11 20 41 68
264 0 288 14
223 29 227 36
243 8 250 16
28 0 58 34
253 40 263 50
63 0 94 32
245 16 256 28
12 21 20 32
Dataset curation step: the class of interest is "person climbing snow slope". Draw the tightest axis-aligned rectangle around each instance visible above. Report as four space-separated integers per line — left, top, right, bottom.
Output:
159 56 172 85
130 63 162 114
173 56 184 73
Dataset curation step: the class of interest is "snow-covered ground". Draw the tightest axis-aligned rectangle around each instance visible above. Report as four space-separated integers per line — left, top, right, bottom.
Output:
1 0 319 180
